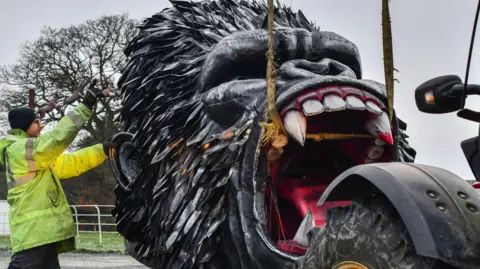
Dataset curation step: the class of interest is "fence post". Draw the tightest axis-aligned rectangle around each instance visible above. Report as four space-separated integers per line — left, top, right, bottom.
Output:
66 204 116 247
2 212 5 235
70 206 80 242
94 205 102 244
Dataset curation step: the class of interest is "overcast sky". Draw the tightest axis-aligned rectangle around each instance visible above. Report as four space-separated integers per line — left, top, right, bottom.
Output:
1 0 480 180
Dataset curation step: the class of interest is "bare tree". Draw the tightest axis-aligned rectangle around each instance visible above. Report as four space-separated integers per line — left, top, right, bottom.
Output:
0 14 138 141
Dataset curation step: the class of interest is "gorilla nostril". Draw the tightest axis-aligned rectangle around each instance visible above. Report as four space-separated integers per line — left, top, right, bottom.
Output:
278 59 357 81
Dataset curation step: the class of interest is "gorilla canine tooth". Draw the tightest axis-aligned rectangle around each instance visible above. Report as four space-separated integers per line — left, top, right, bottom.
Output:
365 111 393 145
283 110 306 146
293 209 315 247
323 94 346 112
345 95 366 110
302 99 324 116
365 100 382 115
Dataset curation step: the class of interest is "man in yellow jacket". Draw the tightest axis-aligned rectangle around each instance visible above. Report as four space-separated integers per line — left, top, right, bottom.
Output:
0 86 116 268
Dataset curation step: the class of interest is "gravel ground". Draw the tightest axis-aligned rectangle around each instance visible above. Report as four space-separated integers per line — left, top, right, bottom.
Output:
0 251 149 268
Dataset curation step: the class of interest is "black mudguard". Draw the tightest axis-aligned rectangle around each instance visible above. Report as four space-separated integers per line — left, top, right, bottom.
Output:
318 162 480 269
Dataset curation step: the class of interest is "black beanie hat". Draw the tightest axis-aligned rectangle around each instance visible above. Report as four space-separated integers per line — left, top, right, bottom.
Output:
8 108 39 132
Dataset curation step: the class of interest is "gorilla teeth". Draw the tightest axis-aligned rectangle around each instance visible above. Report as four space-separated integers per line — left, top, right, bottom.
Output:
302 99 324 116
365 111 393 145
283 110 307 146
280 88 390 147
293 209 315 247
365 100 382 115
322 94 347 112
281 86 387 118
345 95 366 110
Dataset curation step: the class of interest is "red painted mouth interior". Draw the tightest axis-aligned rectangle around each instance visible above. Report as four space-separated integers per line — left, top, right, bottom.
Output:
265 86 394 256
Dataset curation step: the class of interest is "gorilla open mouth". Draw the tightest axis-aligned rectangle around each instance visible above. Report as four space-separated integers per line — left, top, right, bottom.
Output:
264 84 394 255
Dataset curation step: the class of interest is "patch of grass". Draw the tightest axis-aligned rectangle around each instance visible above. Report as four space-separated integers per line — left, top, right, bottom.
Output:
0 232 125 254
0 236 9 250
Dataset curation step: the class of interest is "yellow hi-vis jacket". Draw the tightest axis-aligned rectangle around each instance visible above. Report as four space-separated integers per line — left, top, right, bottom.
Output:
0 103 108 254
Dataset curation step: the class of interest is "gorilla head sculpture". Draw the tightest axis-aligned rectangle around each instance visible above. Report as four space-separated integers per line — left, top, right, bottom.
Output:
110 0 416 268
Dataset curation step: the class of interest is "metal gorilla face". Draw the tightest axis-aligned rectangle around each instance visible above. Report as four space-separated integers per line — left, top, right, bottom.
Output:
111 1 416 269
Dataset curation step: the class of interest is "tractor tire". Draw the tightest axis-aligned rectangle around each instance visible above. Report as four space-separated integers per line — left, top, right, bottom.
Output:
299 195 452 269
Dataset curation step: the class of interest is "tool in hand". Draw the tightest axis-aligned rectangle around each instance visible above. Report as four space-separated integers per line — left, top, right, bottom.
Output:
34 78 112 119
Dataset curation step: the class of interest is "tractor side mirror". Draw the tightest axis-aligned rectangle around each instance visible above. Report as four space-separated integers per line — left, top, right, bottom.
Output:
415 75 465 114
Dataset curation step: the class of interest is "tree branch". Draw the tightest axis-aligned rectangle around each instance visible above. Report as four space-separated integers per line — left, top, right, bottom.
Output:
0 14 138 143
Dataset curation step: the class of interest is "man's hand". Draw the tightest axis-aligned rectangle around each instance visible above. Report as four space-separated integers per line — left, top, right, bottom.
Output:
82 79 111 109
103 141 117 156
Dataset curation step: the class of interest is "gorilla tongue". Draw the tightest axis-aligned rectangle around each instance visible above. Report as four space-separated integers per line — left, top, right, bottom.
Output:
365 111 393 145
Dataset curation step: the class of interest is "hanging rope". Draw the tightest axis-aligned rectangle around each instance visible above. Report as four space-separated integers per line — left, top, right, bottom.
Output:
382 0 394 122
260 0 288 147
262 0 288 241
